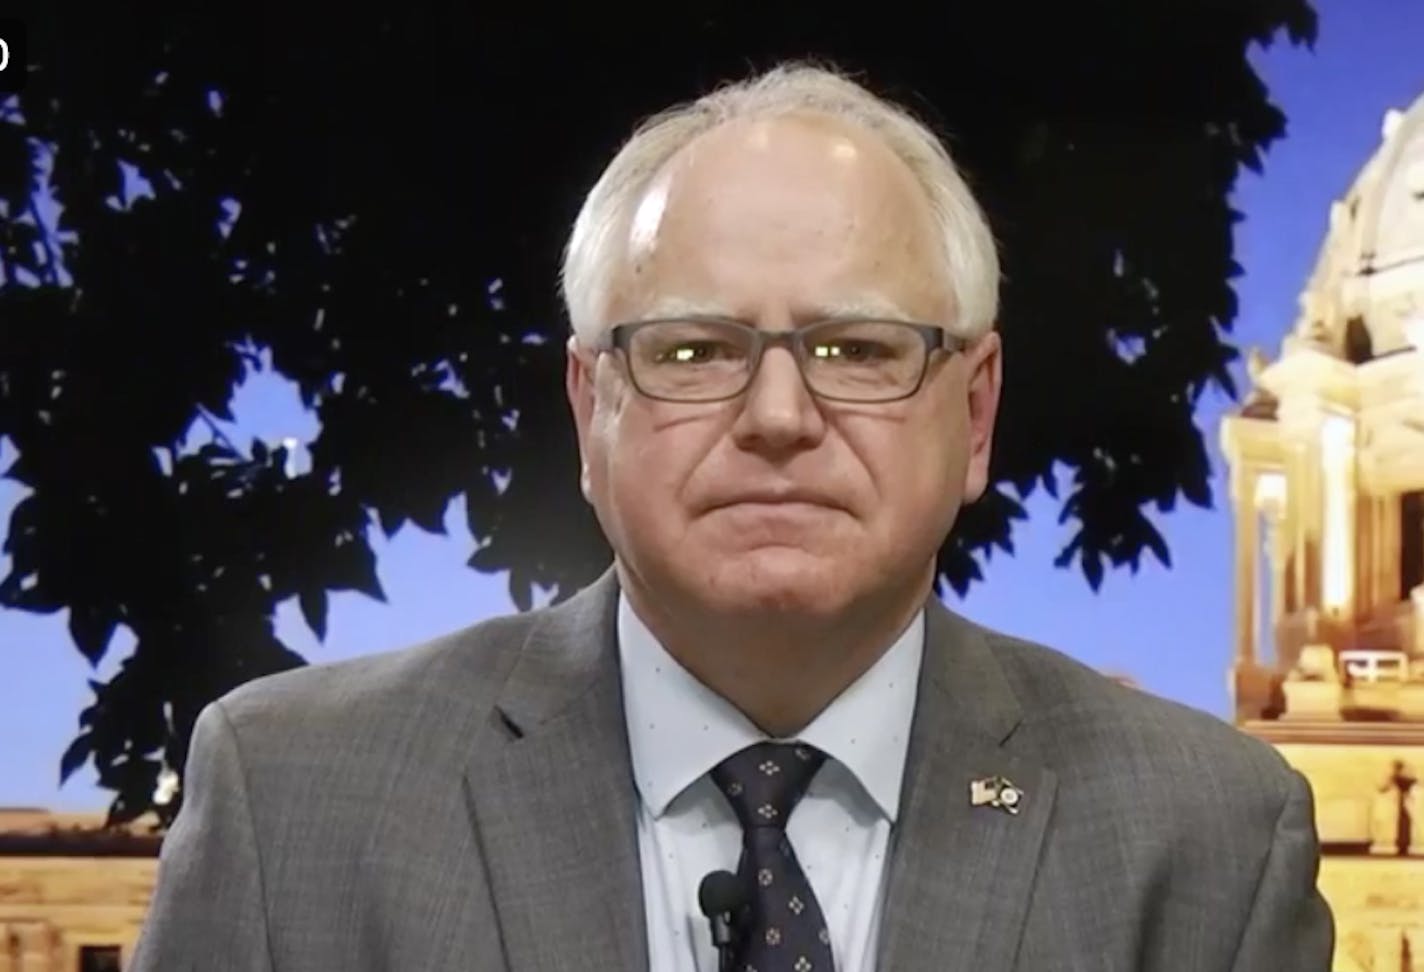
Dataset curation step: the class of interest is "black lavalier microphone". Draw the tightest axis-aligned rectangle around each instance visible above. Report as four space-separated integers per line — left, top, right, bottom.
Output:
698 869 748 972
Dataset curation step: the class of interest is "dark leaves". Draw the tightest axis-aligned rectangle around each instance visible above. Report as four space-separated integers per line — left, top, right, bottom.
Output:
67 604 118 666
936 487 1028 599
299 586 328 642
59 732 92 786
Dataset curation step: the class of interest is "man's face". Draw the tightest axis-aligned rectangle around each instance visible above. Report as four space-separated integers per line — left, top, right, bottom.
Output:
567 113 1001 623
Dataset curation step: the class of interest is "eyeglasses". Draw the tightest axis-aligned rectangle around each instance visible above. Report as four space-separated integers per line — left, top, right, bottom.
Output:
593 316 968 403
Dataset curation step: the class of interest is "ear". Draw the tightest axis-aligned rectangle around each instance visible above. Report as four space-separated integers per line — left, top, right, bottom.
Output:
565 335 596 501
961 330 1003 504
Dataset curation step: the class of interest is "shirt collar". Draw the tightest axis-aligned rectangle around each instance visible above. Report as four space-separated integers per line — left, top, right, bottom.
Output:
617 591 924 824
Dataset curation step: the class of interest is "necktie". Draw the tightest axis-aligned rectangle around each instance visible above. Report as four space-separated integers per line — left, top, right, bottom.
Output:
711 741 837 972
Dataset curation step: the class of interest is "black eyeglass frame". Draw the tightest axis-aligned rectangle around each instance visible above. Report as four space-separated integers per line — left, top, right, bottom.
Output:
591 316 971 403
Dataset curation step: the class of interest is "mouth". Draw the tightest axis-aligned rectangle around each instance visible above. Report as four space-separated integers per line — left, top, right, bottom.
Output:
707 493 843 513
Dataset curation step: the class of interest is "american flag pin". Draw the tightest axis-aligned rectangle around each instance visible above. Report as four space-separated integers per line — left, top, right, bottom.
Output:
970 775 1024 815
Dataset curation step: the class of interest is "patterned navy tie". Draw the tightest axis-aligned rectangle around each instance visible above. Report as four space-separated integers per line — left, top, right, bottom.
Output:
711 741 837 972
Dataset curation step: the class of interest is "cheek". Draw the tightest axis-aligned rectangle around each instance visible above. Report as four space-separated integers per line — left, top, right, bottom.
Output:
893 437 957 507
582 376 631 507
855 414 964 522
591 401 711 523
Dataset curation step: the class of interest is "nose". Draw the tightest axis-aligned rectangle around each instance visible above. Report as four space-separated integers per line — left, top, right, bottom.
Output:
730 342 826 454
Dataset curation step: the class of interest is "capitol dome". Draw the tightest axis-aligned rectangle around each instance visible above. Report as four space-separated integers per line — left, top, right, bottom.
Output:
1288 89 1424 361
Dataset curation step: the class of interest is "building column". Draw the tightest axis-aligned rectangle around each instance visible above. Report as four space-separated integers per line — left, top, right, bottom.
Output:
1413 584 1424 657
1320 412 1357 620
1233 465 1259 665
1413 492 1424 655
1366 494 1385 615
1284 406 1326 615
1257 473 1289 660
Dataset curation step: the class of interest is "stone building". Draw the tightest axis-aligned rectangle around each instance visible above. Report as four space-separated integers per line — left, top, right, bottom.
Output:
0 809 157 971
1221 89 1424 972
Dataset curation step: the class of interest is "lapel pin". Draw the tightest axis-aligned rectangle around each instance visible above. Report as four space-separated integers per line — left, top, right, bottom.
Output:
970 775 1024 815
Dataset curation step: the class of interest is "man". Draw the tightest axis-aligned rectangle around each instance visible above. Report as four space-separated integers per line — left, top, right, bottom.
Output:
130 62 1334 971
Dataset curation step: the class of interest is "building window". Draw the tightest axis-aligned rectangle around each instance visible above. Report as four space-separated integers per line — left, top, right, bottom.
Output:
79 945 123 972
1402 491 1424 600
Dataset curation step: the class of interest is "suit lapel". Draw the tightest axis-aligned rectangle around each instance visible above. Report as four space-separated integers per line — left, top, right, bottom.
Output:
461 571 1055 972
463 570 649 972
874 597 1058 972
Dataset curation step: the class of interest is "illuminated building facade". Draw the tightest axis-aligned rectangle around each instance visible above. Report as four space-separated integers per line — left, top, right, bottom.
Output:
1222 91 1424 972
0 809 157 971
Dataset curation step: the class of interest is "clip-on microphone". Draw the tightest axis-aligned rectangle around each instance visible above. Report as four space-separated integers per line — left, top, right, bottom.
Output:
698 869 748 972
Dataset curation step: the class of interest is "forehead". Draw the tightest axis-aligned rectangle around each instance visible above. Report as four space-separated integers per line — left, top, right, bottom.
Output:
607 113 952 326
640 292 915 322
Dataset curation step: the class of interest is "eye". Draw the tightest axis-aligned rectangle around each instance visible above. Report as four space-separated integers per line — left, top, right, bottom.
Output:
658 340 740 364
811 339 892 361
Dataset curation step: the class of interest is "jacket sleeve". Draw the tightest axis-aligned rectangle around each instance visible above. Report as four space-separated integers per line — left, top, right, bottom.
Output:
128 700 275 972
1229 768 1335 972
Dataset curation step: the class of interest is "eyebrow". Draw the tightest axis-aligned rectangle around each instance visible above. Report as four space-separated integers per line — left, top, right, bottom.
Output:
639 292 916 323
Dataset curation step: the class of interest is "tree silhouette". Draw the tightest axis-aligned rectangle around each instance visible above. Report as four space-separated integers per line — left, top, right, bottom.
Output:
0 2 1316 825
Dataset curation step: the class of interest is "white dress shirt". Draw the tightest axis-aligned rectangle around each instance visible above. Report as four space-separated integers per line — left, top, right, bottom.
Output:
617 592 925 972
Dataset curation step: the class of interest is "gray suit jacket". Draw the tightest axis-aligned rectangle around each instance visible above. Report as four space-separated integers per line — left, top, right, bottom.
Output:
129 567 1334 971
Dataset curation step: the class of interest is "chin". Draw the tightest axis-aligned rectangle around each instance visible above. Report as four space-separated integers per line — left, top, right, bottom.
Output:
693 547 855 619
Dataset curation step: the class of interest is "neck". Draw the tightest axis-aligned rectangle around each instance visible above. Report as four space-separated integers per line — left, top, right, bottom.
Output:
620 562 931 738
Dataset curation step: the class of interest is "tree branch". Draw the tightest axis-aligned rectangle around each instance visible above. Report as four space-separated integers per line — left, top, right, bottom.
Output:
196 406 244 458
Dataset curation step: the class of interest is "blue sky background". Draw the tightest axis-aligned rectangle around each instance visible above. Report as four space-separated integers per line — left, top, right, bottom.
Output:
4 0 1423 810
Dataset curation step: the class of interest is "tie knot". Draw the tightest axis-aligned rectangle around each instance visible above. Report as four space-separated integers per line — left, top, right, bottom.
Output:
711 741 827 832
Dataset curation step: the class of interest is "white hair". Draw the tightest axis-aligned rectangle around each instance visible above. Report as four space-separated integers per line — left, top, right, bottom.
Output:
558 61 1001 345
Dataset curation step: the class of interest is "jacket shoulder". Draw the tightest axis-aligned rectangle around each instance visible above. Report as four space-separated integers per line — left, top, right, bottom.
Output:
207 607 540 759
